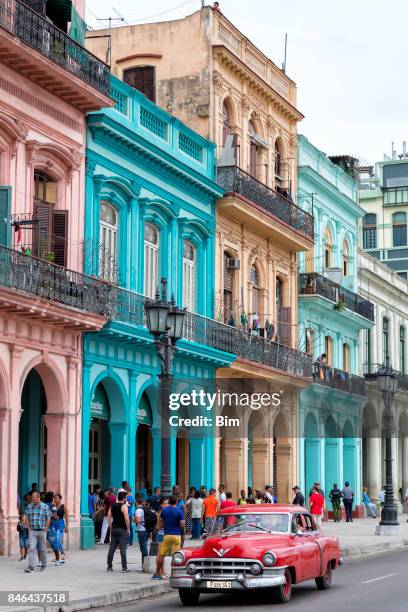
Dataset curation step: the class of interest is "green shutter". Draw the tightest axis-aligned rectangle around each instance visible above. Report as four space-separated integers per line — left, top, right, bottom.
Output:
0 187 11 247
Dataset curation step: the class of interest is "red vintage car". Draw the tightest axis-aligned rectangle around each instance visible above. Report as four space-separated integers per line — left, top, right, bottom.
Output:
170 504 342 605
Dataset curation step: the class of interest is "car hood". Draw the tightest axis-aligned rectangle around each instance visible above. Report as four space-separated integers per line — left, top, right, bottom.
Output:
188 532 292 560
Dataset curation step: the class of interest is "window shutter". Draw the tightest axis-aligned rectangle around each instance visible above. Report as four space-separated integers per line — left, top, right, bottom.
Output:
123 66 155 102
52 210 68 267
34 201 52 259
0 187 11 247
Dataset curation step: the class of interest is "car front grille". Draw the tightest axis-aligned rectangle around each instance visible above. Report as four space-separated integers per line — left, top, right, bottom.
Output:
188 558 261 578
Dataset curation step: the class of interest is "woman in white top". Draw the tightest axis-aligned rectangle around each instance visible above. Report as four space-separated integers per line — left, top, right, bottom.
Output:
187 491 203 539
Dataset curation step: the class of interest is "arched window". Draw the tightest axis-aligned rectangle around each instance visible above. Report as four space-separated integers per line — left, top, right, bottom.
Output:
393 212 407 247
222 101 231 147
343 343 350 372
33 171 67 266
223 252 233 324
144 222 159 298
99 201 118 282
250 264 260 317
306 328 314 355
324 227 332 269
383 317 389 363
363 214 377 249
274 140 282 189
325 336 333 366
182 240 196 311
248 120 259 178
342 240 350 276
400 326 405 373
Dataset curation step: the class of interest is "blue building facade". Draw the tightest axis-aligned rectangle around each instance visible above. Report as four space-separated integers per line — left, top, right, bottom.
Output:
80 77 234 546
297 136 374 511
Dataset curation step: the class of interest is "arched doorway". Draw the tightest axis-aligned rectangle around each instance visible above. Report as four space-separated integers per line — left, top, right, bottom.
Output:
343 420 356 492
19 370 47 496
89 382 111 491
304 412 319 496
325 415 339 492
273 412 291 503
136 393 153 493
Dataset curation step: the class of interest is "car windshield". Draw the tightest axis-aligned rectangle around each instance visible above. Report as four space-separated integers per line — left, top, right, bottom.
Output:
210 513 289 535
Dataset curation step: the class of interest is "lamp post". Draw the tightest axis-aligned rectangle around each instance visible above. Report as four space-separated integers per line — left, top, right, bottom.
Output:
375 359 400 535
145 278 186 498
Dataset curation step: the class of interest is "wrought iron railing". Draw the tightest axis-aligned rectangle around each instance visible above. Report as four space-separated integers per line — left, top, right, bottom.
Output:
313 363 366 396
363 363 408 391
0 0 109 95
0 244 114 316
299 272 374 322
217 165 314 240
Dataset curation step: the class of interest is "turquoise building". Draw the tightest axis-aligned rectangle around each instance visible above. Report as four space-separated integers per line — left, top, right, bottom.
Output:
297 136 374 511
81 77 234 546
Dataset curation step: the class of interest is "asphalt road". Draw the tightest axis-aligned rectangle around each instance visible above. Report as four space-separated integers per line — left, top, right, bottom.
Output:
94 548 408 612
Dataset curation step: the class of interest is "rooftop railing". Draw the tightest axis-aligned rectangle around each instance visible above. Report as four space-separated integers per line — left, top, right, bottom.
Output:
299 272 374 322
0 0 109 95
217 165 314 240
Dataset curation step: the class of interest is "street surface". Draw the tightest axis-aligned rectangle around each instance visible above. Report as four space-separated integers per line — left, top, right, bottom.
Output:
92 548 408 612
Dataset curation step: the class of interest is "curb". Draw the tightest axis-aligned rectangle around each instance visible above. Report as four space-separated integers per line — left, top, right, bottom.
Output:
342 538 408 558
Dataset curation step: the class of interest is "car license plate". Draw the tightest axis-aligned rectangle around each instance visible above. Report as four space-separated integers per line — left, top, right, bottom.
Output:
206 580 232 589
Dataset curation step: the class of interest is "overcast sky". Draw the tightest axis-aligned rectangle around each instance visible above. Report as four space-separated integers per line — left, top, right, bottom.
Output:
86 0 408 164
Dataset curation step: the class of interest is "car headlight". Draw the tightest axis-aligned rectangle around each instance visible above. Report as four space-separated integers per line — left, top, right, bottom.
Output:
250 563 262 575
172 551 185 565
262 551 277 566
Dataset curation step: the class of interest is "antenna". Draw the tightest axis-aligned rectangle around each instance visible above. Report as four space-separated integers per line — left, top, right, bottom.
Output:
112 7 129 25
97 16 124 66
282 33 287 73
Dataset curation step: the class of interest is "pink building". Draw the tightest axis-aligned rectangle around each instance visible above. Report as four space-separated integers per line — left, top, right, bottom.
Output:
0 0 112 554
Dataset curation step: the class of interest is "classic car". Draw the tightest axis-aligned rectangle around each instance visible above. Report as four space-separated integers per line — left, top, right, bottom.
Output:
170 504 342 605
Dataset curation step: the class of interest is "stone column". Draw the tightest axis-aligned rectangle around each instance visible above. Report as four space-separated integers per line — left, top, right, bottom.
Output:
275 443 292 503
367 433 381 499
402 436 408 495
0 405 11 556
223 439 245 500
251 438 269 492
43 414 67 494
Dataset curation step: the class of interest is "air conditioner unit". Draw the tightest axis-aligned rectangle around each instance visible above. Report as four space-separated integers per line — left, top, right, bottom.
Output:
227 258 240 270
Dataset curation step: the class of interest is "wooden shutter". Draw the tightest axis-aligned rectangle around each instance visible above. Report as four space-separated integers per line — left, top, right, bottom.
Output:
34 201 52 259
278 306 292 347
0 187 11 247
52 210 68 267
123 66 156 102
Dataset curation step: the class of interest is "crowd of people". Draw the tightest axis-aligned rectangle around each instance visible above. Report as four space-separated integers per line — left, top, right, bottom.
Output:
18 482 69 573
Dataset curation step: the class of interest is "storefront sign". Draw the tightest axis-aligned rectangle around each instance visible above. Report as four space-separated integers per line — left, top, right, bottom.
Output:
91 384 110 421
137 396 152 427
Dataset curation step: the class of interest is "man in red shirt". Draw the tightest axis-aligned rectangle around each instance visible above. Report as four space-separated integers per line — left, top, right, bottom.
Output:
309 486 324 529
220 491 235 525
99 487 116 544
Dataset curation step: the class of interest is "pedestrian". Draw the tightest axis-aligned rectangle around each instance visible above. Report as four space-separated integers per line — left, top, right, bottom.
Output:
292 486 305 506
201 488 218 533
52 493 68 564
172 485 187 547
24 491 51 573
99 487 116 544
126 486 135 545
362 487 377 518
88 488 97 519
185 487 195 534
220 491 235 512
342 481 355 522
17 513 29 561
378 487 385 506
237 490 246 505
134 498 149 565
264 484 274 503
309 481 325 497
21 493 31 513
403 487 408 522
309 486 324 529
117 481 128 499
254 489 264 504
94 492 105 541
218 484 226 502
146 487 161 512
152 495 185 580
186 491 203 540
107 491 130 572
329 483 342 522
199 485 208 499
42 492 61 565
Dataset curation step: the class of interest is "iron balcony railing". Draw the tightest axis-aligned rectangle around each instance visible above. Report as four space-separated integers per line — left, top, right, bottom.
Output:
363 363 408 391
299 272 375 322
313 363 366 396
0 0 109 95
217 165 314 240
0 244 114 316
0 245 312 377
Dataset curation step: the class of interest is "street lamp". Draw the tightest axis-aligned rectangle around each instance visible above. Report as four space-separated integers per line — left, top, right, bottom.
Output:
375 358 400 535
145 278 186 497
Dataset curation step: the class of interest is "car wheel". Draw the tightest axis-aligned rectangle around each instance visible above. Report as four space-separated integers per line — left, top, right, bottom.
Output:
271 568 292 603
315 562 332 590
178 589 200 605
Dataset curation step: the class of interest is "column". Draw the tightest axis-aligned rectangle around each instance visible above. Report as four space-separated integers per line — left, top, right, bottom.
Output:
109 423 129 487
391 435 399 498
367 433 381 499
251 439 269 492
402 436 408 495
129 198 139 291
222 439 245 500
43 414 67 494
127 373 137 491
0 405 11 556
151 426 161 489
80 364 93 549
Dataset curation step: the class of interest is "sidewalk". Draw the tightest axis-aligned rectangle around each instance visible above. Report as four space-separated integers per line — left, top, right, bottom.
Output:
1 519 408 612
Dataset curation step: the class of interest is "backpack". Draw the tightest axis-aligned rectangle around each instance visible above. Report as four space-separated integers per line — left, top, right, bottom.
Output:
331 489 341 501
142 507 157 532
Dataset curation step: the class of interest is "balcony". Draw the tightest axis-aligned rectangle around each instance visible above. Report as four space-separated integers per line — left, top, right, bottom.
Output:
217 166 314 246
0 0 112 111
299 272 374 322
313 363 366 396
364 363 408 392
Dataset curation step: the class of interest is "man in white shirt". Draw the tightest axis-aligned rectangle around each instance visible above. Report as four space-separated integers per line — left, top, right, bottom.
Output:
218 484 226 503
135 499 148 565
264 484 274 503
